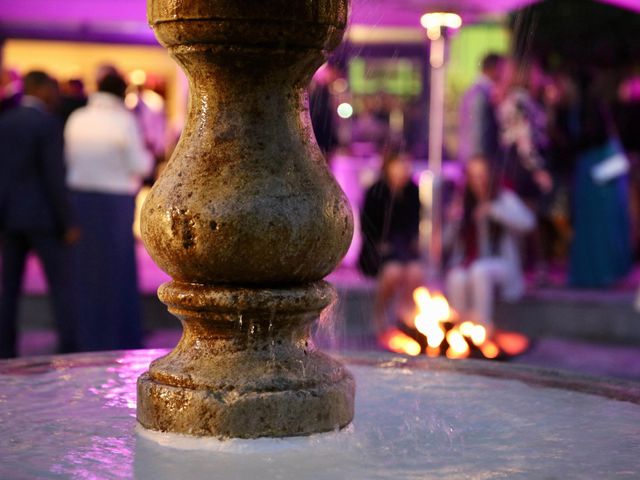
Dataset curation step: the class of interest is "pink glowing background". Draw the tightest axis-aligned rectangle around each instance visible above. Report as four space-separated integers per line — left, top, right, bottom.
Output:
1 0 639 44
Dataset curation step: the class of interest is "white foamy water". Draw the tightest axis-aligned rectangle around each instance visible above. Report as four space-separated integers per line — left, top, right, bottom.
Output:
1 350 639 479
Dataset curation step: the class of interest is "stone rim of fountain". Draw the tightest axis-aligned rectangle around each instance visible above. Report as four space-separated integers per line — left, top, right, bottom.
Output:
4 351 640 406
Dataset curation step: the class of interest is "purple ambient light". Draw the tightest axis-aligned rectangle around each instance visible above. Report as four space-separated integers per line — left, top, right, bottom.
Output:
349 0 541 26
1 0 638 44
598 0 640 13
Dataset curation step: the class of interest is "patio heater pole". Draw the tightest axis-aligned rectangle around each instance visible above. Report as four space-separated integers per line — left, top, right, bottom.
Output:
420 12 461 279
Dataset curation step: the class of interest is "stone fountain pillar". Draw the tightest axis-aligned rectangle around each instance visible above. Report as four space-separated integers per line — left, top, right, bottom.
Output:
136 0 355 438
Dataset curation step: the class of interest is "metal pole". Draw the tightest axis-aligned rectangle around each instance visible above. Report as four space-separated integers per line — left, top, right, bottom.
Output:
422 33 446 278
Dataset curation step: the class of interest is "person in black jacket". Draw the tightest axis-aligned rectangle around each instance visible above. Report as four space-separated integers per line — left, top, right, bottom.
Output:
0 71 79 357
358 150 423 332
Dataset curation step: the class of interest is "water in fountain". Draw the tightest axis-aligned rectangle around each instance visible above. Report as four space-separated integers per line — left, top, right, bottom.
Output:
2 351 639 479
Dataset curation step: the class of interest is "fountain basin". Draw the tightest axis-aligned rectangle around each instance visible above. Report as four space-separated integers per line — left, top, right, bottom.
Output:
1 350 639 478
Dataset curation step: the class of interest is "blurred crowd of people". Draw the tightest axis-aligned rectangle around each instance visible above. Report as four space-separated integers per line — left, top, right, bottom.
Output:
309 62 427 160
0 67 153 357
1 50 639 354
356 52 640 334
462 53 637 286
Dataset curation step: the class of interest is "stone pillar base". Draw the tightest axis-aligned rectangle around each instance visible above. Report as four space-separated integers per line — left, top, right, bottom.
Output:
137 368 354 438
136 281 355 438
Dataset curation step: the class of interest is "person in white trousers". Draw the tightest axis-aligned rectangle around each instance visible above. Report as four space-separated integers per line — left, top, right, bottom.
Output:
445 157 535 331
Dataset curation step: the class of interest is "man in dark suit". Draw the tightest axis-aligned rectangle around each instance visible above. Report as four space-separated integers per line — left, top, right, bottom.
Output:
0 71 79 357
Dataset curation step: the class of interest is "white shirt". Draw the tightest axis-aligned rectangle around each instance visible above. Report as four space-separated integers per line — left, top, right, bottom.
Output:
447 190 535 300
486 190 535 300
65 92 153 195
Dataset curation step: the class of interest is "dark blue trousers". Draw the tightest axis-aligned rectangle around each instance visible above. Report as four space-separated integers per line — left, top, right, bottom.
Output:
0 232 77 357
70 191 142 352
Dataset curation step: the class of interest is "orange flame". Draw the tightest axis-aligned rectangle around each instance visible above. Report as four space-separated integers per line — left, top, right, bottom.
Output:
470 324 487 346
446 329 470 358
412 287 450 349
405 286 526 360
426 327 445 348
429 293 451 323
426 346 441 358
445 347 470 359
459 321 475 337
413 286 431 310
480 341 499 359
494 331 529 356
382 329 421 356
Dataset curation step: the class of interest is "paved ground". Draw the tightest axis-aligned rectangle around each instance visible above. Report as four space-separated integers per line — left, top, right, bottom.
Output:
11 248 640 382
16 328 640 383
512 337 640 381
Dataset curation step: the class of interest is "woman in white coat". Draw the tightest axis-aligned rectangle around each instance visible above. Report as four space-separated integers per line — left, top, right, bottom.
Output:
64 72 152 351
445 156 535 330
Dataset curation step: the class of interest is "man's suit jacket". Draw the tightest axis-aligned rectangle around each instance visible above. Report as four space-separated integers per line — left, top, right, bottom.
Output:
0 101 70 236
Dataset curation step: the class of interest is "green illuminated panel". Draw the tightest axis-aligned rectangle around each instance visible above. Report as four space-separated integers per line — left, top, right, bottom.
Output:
348 57 422 97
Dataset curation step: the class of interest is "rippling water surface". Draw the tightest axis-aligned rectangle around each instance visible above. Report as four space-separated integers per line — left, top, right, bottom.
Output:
1 350 639 479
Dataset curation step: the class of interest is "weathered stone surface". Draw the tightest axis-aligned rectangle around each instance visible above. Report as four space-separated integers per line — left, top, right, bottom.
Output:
141 0 352 286
138 281 354 437
137 0 355 438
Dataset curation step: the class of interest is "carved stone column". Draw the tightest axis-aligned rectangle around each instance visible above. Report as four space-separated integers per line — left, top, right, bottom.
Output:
137 0 355 438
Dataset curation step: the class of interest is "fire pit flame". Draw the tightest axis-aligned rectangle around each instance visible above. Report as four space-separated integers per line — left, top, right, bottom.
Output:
382 329 422 356
445 330 470 359
470 324 488 347
382 287 529 360
481 341 500 359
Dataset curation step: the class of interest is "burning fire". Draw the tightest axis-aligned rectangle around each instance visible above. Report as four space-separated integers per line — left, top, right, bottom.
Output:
381 287 528 360
381 329 421 356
